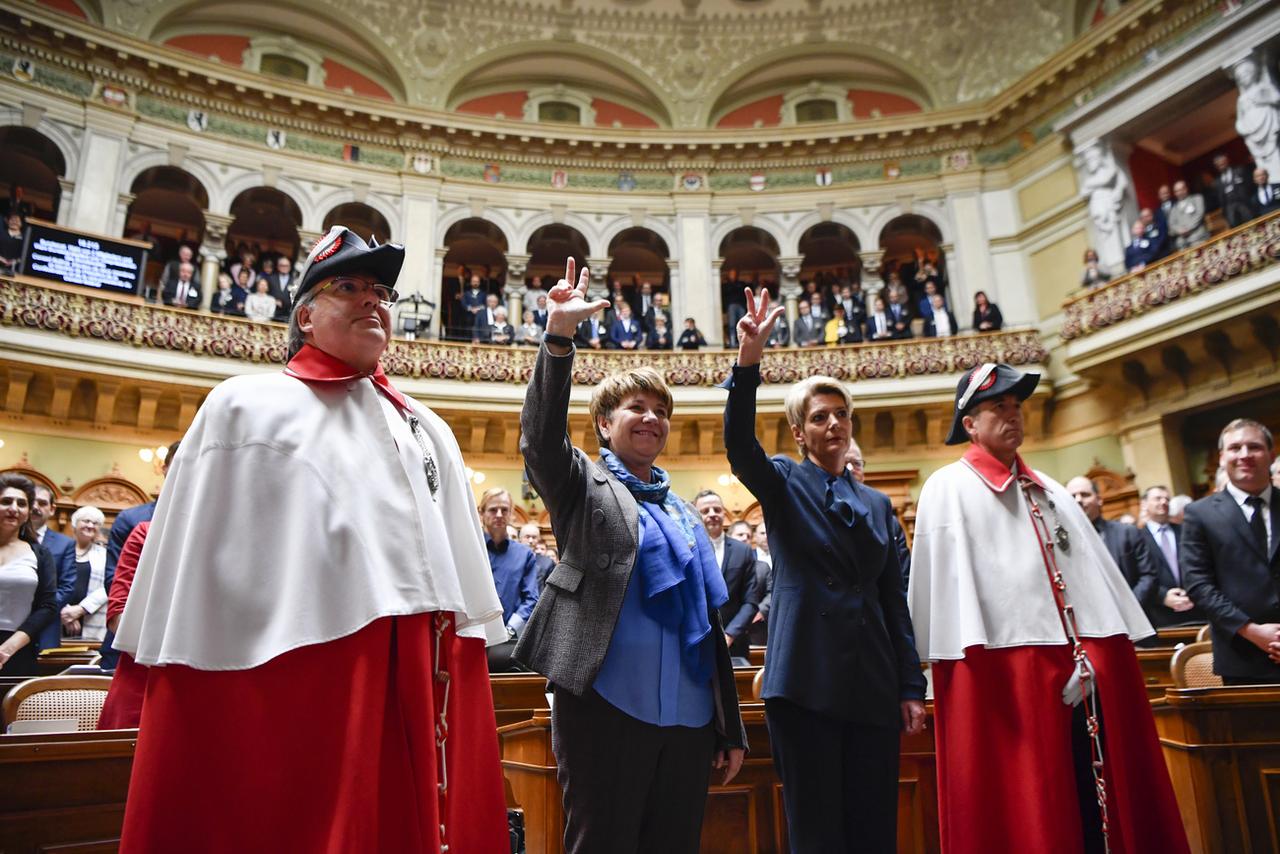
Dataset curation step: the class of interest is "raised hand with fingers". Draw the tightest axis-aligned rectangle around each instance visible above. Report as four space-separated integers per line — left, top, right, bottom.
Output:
735 286 786 368
545 258 609 349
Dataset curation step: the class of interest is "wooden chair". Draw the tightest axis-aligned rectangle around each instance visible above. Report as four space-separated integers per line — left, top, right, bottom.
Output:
752 667 764 700
1170 641 1223 689
1195 624 1211 643
2 675 114 732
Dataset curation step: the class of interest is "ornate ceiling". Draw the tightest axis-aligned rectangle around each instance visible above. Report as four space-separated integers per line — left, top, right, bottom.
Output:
93 0 1090 127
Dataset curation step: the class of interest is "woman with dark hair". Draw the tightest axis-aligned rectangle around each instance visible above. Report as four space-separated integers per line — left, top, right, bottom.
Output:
972 290 1004 332
0 473 57 675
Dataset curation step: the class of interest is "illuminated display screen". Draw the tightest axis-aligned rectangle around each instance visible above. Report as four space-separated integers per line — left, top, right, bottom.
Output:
21 220 149 296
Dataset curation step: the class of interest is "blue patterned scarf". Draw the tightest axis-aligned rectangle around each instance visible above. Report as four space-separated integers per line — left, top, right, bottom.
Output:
600 449 728 678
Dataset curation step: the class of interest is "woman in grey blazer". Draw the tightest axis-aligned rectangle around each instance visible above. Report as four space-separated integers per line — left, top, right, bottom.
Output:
514 259 747 854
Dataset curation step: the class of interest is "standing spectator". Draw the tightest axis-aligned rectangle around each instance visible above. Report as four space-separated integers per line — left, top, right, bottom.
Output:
636 281 657 330
1137 485 1205 628
747 521 772 647
0 473 57 676
1066 477 1160 613
609 302 644 350
263 256 297 321
677 317 707 350
514 260 745 851
917 280 945 318
1157 184 1175 224
523 279 548 316
923 295 958 337
1139 207 1170 262
645 291 672 335
244 278 277 322
516 309 543 346
532 293 550 329
722 289 924 853
724 270 749 346
887 290 912 339
792 300 822 347
460 271 488 334
59 506 108 641
159 246 200 306
1213 153 1255 228
1081 248 1111 288
30 484 75 653
517 522 555 592
479 488 539 673
1168 180 1210 249
472 293 500 343
209 272 247 316
766 310 790 348
1124 220 1157 273
646 314 674 350
866 294 895 341
837 283 866 329
1251 167 1280 216
1182 418 1280 685
972 291 1003 332
575 314 607 350
487 306 515 345
824 304 861 345
804 280 828 323
0 212 24 274
694 490 760 662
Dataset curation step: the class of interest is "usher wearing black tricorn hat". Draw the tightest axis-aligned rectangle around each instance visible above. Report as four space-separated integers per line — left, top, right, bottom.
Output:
909 362 1189 854
111 225 513 854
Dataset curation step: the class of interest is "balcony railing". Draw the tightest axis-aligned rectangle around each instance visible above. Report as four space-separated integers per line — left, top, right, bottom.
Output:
0 278 1046 386
1060 212 1280 341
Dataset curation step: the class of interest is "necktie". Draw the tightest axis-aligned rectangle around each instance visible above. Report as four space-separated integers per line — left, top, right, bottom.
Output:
1246 496 1268 554
1159 526 1179 583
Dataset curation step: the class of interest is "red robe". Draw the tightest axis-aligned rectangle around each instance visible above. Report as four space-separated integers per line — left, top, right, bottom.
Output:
96 522 149 730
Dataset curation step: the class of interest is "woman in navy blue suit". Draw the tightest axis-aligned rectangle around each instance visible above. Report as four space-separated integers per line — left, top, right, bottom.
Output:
721 289 926 853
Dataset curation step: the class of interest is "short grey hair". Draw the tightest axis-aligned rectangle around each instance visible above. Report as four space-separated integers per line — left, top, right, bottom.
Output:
286 288 319 362
70 505 105 527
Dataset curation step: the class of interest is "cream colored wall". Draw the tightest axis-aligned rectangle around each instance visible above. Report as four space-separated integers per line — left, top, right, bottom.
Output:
1017 163 1078 223
1029 228 1089 320
0 427 167 498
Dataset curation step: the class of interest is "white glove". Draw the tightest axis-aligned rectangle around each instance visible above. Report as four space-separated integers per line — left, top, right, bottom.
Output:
1061 665 1094 707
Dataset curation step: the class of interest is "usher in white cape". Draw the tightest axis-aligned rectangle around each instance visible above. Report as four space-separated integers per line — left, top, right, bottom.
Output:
115 371 506 669
908 452 1154 661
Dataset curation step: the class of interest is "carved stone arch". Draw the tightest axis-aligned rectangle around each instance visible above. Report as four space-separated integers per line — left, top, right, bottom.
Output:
868 205 952 248
0 113 79 181
740 501 764 528
118 148 218 214
313 188 402 240
72 476 152 511
709 215 787 261
784 209 868 257
219 172 309 224
517 211 602 259
435 205 518 255
1084 463 1140 521
598 214 678 260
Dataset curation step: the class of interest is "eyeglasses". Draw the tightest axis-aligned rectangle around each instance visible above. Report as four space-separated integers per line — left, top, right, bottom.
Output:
316 277 399 308
848 458 865 470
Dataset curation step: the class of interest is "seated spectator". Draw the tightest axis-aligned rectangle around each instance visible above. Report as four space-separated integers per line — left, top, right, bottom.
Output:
923 295 958 337
488 306 515 345
887 289 913 339
575 314 607 349
866 294 895 341
824 304 861 345
60 506 108 642
0 212 24 274
793 300 822 347
677 317 707 350
210 272 247 316
516 309 543 346
1139 207 1170 262
1125 220 1157 273
646 314 674 350
1168 180 1210 249
609 302 644 350
1213 153 1255 228
917 280 945 317
972 290 1003 332
1081 248 1111 288
1251 167 1280 217
244 278 277 323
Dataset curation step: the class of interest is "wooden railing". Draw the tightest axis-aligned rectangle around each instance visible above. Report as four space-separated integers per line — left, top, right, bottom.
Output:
1060 211 1280 341
0 277 1047 387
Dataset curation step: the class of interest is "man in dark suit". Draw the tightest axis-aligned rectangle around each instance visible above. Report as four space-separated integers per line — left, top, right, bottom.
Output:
1138 485 1205 628
472 293 501 343
30 484 76 652
695 490 760 661
1183 418 1280 685
532 294 549 329
1213 153 1255 228
1067 476 1159 612
263 256 297 321
518 523 556 591
886 294 912 339
158 245 201 306
1250 167 1280 217
792 300 822 347
574 314 607 350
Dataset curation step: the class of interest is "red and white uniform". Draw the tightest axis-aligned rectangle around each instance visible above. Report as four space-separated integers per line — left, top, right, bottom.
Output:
909 444 1189 854
113 345 509 854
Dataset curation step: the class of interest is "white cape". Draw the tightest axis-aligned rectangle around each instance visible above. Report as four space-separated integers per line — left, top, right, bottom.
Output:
909 457 1154 662
115 372 506 670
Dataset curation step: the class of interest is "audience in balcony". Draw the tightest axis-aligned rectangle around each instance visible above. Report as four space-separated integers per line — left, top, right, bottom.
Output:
532 293 549 329
887 289 912 339
1139 207 1170 261
923 295 958 337
644 291 671 334
677 317 707 350
487 306 515 345
646 314 674 350
244 278 277 323
803 280 828 322
1081 248 1112 288
473 293 502 343
766 311 790 348
259 256 297 321
609 302 644 350
60 505 108 642
159 246 201 308
793 300 822 347
1252 167 1280 216
0 211 25 274
1213 153 1255 228
516 310 543 346
210 272 247 317
836 283 866 328
824 304 861 345
576 314 608 349
1125 220 1159 273
1168 180 1210 250
866 294 896 341
523 278 549 316
917 280 947 317
972 291 1003 332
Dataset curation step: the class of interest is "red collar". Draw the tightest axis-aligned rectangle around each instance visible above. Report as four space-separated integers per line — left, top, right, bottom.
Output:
283 344 411 414
961 444 1045 493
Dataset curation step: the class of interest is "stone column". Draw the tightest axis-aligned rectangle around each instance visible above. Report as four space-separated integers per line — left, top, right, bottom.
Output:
505 283 526 325
1119 415 1190 495
586 258 611 302
665 258 681 323
112 193 135 243
67 106 134 236
199 212 233 311
1072 138 1136 278
859 248 884 300
55 178 76 227
777 255 804 325
674 199 719 345
941 172 995 330
399 181 442 333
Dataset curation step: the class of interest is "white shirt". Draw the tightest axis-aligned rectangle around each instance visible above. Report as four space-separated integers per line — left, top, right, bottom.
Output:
933 310 952 337
1225 481 1273 553
710 532 725 569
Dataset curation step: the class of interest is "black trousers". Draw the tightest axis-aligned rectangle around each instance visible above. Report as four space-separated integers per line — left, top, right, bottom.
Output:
1070 699 1106 854
1223 674 1280 686
764 696 900 854
552 686 716 854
